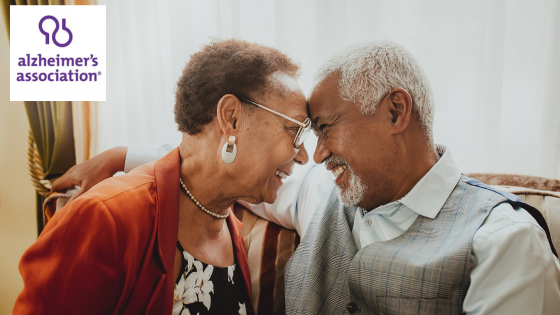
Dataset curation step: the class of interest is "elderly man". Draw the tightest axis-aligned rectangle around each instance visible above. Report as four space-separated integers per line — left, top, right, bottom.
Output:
54 41 560 314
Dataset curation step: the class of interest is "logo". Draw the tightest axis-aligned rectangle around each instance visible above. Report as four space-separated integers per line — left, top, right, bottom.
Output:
39 16 73 48
10 5 106 101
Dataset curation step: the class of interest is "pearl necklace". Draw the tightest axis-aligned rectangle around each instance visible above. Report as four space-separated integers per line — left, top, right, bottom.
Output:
180 178 230 219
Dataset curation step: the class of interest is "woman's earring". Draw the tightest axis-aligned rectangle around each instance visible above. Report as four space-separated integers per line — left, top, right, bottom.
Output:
221 135 237 164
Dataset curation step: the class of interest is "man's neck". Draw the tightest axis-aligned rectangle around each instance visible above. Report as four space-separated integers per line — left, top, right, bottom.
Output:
388 144 440 204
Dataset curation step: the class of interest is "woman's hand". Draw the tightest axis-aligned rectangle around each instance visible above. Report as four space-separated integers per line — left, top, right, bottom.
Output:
50 146 128 201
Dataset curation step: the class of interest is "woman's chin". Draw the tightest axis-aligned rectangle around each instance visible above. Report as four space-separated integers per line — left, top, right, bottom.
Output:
237 191 277 205
261 190 279 205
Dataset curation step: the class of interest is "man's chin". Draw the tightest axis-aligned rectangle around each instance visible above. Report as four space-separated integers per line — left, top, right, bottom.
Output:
337 187 362 207
337 180 367 207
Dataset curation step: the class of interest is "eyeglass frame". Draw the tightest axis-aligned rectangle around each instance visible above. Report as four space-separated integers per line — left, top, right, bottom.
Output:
238 97 312 148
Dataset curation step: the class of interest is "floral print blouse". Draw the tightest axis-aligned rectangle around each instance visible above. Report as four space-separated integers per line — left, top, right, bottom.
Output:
172 241 248 315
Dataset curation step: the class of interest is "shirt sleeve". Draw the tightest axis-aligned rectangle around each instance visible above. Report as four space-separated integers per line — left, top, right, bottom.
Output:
124 144 174 172
463 203 560 315
13 197 122 315
237 163 334 238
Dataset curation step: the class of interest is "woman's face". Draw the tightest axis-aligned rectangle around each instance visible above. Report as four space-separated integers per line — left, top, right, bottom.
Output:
236 73 309 204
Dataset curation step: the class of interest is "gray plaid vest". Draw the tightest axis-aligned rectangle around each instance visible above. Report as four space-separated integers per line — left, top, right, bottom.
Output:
285 175 509 315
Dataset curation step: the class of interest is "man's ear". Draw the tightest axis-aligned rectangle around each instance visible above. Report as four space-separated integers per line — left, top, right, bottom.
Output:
386 88 412 135
216 94 243 138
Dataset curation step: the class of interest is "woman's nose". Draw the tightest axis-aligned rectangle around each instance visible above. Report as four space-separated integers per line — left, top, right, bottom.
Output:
294 143 309 165
313 137 331 164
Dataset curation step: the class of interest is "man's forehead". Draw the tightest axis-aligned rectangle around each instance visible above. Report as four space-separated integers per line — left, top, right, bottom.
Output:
308 82 341 122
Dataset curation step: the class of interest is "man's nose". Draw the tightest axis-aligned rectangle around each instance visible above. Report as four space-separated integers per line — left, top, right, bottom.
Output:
294 143 309 165
313 137 331 164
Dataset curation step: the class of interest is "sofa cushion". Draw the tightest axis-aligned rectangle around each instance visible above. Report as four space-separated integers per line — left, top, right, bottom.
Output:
467 173 560 192
233 203 299 315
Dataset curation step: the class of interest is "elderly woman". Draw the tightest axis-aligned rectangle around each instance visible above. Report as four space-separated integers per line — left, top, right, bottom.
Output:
13 39 310 315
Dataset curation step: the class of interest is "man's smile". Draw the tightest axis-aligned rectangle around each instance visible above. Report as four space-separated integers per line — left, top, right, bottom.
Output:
326 162 348 186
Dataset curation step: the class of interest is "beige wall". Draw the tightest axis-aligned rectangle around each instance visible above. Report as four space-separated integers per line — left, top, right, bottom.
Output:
0 12 38 315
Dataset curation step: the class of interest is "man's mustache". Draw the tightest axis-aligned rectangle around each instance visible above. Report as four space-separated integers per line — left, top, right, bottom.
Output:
324 155 349 167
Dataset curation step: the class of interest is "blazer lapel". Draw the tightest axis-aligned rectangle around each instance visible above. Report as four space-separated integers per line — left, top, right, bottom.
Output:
154 148 181 273
228 208 256 315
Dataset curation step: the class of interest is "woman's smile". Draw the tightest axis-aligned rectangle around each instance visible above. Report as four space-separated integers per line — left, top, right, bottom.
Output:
274 169 290 184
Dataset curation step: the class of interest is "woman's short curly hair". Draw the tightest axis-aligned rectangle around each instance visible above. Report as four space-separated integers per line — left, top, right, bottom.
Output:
174 39 301 134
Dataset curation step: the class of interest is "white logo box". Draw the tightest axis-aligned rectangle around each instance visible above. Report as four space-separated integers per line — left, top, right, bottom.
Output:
10 5 106 101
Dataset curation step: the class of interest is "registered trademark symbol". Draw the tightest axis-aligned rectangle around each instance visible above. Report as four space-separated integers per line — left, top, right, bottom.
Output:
98 72 102 75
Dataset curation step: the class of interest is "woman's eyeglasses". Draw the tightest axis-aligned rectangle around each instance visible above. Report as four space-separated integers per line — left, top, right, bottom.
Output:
239 98 312 148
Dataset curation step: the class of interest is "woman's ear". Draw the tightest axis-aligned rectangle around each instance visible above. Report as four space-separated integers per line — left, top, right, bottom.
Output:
386 88 412 135
216 94 243 138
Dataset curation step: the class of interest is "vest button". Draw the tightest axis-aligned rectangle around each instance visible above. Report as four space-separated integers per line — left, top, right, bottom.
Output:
347 301 358 313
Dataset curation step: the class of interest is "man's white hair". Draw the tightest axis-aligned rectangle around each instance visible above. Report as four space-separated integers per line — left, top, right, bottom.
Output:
315 41 435 137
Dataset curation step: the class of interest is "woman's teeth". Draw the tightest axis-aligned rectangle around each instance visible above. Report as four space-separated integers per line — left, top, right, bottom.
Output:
275 170 288 180
332 165 347 178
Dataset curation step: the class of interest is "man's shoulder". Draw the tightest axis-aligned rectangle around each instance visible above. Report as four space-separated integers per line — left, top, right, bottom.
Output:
474 202 542 247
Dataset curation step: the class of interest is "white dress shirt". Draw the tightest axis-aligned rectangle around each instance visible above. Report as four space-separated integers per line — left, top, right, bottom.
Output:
125 145 560 315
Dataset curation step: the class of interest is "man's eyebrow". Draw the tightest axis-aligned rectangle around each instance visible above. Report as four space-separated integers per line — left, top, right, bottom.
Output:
312 114 334 126
312 116 320 125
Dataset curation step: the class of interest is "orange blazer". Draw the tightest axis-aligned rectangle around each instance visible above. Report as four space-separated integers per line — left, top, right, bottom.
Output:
13 148 255 315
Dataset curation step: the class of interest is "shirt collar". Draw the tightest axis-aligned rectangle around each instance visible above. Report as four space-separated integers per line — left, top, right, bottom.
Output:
398 145 462 219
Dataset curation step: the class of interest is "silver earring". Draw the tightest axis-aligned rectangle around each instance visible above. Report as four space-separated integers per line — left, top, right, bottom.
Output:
221 135 237 164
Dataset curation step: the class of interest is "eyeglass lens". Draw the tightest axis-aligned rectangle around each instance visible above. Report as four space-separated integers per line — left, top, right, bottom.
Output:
294 119 312 148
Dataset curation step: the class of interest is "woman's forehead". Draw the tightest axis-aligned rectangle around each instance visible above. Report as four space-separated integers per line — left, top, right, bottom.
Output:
266 77 308 120
270 71 301 92
280 95 308 122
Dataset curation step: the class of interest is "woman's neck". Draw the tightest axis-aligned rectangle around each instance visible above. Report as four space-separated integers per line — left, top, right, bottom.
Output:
177 139 240 235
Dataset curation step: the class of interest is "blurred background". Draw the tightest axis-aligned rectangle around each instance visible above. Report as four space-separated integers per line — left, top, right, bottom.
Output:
1 0 559 313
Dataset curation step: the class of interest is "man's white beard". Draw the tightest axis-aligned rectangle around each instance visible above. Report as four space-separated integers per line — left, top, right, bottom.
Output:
338 166 368 206
325 155 368 207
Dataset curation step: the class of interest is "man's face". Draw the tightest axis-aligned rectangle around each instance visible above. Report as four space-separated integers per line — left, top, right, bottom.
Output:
308 73 401 210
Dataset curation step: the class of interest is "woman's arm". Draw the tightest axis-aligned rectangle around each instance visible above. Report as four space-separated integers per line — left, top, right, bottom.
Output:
13 197 122 315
